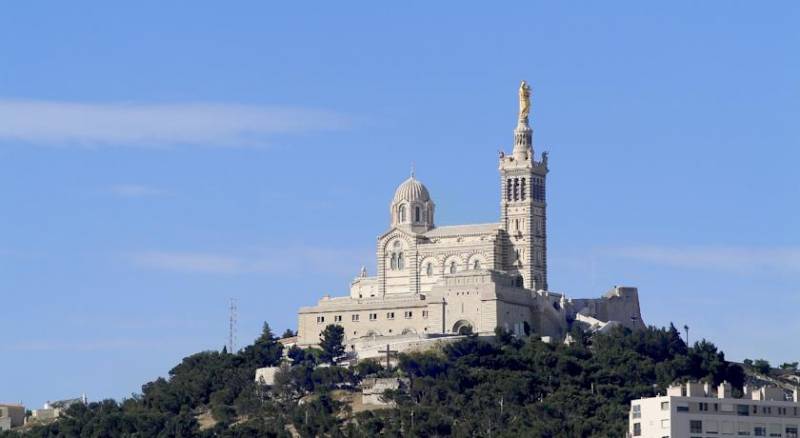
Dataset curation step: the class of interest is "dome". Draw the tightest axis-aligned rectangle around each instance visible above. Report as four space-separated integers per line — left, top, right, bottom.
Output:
392 176 431 205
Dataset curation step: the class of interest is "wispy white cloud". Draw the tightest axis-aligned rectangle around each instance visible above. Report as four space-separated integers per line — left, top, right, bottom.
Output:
6 338 182 352
129 246 369 276
107 184 167 198
0 99 351 148
609 245 800 273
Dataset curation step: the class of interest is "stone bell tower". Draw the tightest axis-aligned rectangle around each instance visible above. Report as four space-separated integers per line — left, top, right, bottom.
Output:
499 81 549 290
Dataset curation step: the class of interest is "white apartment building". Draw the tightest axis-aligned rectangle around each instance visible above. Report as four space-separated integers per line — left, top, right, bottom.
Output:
630 382 800 438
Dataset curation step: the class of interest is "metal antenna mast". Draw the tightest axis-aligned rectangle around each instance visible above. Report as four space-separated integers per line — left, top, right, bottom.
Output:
228 298 238 353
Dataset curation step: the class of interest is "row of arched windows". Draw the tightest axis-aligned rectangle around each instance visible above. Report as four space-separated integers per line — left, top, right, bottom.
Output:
389 252 405 270
396 204 426 224
506 177 527 202
422 259 482 276
505 177 546 202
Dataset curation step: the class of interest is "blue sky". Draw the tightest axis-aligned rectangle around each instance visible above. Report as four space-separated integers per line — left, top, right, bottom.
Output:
1 2 798 407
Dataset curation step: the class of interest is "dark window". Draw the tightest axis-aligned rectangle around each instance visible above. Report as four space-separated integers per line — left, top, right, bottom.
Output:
520 178 526 200
690 420 702 434
415 206 421 222
633 423 641 436
513 178 519 201
737 404 749 416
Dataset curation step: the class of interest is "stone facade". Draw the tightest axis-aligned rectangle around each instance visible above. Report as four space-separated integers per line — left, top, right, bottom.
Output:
297 82 645 349
0 405 25 431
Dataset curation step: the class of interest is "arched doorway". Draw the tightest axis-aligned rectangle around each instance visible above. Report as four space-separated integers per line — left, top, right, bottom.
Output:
452 320 474 335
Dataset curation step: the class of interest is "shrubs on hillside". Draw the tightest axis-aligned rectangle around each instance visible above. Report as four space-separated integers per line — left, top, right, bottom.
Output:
3 323 747 437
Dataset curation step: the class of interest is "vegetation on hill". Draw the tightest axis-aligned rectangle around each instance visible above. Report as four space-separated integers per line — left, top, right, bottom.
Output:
3 323 750 437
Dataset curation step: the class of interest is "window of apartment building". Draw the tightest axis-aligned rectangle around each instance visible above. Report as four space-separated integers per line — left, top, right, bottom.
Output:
737 404 750 416
422 310 429 318
699 402 709 411
753 405 758 414
387 312 395 320
404 311 412 319
352 314 359 322
369 313 377 321
631 404 641 419
706 420 719 435
660 401 669 411
714 403 719 412
721 421 734 435
769 423 782 437
632 422 641 436
786 425 798 438
677 403 689 412
334 315 342 322
762 406 771 415
753 424 766 437
316 316 325 323
690 420 702 434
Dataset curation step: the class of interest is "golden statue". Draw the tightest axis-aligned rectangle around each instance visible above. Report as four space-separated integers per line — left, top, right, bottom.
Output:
518 80 531 122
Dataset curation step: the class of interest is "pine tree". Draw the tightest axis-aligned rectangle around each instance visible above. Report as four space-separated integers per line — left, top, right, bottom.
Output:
319 324 345 364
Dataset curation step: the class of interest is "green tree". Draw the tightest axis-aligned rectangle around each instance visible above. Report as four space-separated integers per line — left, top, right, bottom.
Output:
281 328 296 338
319 324 345 364
241 322 283 368
753 359 771 375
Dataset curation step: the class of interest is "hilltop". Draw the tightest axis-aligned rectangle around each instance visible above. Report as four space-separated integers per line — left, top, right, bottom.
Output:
2 323 794 437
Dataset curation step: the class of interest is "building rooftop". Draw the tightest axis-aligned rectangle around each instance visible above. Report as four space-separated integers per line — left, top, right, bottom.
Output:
423 223 500 238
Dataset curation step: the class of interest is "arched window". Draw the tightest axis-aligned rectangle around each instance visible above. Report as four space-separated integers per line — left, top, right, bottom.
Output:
449 261 457 274
390 254 397 270
399 205 406 222
506 179 512 201
415 206 421 222
521 178 526 200
473 259 481 270
397 252 404 270
426 263 433 276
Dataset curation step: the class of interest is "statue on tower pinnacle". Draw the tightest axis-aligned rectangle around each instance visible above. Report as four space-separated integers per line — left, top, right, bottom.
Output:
512 80 533 159
518 80 531 124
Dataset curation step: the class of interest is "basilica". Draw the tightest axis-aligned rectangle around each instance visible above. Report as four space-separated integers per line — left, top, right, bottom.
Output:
297 82 644 351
